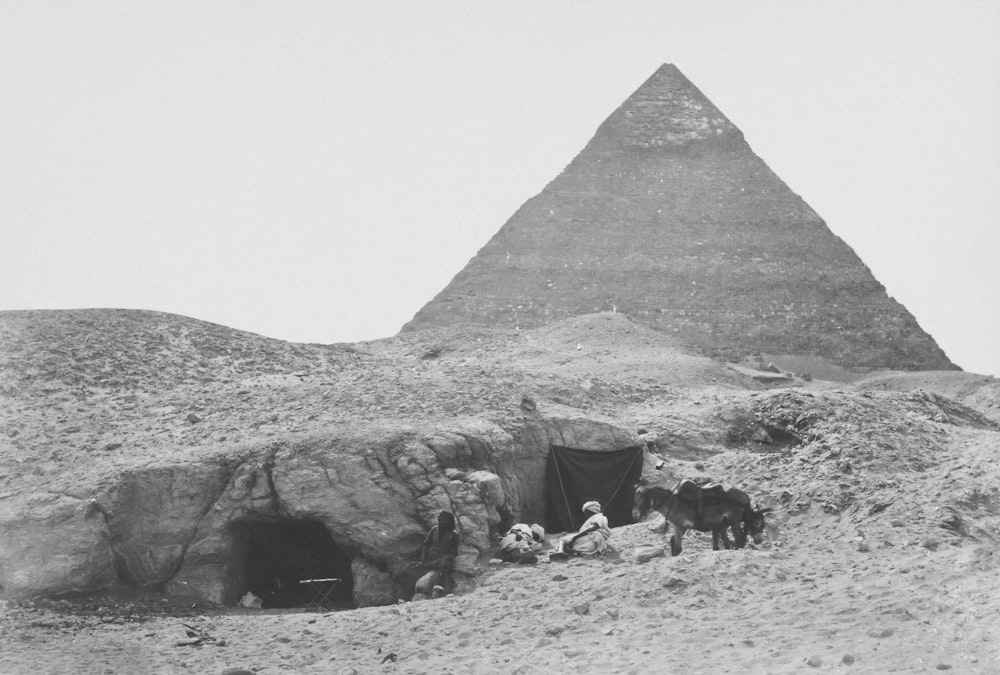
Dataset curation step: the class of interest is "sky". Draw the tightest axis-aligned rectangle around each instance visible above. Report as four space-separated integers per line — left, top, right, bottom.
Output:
2 2 998 377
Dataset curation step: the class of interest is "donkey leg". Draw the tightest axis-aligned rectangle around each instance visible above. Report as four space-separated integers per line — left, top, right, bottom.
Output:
670 527 685 556
719 518 734 550
733 516 749 549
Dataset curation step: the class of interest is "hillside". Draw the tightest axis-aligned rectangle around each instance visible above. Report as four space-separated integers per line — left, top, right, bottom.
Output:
1 308 999 672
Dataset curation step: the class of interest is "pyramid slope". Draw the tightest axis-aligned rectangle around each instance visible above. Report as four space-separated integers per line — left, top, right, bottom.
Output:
403 64 955 372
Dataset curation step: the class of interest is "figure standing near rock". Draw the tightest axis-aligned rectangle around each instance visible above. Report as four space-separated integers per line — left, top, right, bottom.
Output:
413 511 460 599
552 501 611 558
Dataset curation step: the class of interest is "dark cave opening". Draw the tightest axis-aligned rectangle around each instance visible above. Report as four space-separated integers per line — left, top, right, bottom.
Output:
228 518 354 609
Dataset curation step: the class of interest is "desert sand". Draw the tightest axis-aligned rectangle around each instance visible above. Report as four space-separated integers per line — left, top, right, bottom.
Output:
2 311 999 674
3 483 999 674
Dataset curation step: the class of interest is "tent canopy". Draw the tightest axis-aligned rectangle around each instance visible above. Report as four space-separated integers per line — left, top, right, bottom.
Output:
545 445 643 532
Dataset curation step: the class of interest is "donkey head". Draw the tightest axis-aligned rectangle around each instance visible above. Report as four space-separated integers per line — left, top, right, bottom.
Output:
746 505 773 544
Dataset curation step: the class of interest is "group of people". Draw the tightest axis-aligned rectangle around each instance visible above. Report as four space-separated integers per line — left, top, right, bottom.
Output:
412 500 612 600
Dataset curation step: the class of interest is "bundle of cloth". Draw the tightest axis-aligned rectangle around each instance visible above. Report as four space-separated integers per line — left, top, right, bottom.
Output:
497 523 546 564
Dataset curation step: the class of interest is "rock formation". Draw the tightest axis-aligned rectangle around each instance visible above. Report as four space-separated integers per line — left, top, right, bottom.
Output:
1 308 997 608
403 64 955 372
0 310 650 606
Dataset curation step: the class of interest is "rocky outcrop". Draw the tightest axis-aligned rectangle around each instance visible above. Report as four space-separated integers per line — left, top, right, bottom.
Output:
0 408 642 606
0 493 116 599
403 64 956 372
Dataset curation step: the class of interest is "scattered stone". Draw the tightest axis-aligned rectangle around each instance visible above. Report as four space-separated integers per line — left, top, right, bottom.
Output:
935 665 952 671
221 669 254 675
572 602 590 615
186 412 202 424
806 655 823 667
634 545 666 564
920 536 940 551
842 654 855 665
856 541 870 553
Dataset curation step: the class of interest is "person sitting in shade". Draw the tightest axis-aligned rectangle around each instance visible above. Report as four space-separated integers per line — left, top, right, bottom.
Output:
413 510 460 600
497 523 546 564
552 501 611 559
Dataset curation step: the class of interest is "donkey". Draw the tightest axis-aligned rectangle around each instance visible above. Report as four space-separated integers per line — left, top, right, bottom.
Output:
632 479 771 556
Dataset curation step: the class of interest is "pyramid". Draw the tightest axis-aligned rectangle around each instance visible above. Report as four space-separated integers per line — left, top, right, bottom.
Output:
403 64 955 372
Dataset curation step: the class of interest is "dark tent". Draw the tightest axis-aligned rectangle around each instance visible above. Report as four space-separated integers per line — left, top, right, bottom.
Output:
545 445 644 532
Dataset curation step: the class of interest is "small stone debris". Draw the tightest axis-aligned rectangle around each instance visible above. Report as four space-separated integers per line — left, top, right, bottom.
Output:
175 623 219 647
842 654 855 665
634 545 665 564
806 655 823 667
571 602 590 615
662 576 689 589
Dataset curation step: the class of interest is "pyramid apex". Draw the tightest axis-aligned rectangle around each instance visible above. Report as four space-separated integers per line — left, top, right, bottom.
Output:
599 64 738 149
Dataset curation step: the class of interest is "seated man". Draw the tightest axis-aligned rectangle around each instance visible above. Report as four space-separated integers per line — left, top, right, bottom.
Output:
497 523 546 564
413 511 460 600
552 501 611 559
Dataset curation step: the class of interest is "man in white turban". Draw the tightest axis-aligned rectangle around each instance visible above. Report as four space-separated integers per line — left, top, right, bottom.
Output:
553 501 611 558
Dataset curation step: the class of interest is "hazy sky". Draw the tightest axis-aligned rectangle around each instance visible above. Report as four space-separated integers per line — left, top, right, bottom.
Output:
3 2 998 376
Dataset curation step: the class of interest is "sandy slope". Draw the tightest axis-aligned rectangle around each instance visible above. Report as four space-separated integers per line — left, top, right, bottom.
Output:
2 309 1000 674
2 516 998 674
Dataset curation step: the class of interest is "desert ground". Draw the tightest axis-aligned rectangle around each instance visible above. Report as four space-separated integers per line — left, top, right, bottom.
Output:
2 512 998 674
2 310 999 674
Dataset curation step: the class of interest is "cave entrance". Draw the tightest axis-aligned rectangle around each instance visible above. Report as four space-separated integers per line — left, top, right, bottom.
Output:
228 518 354 609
